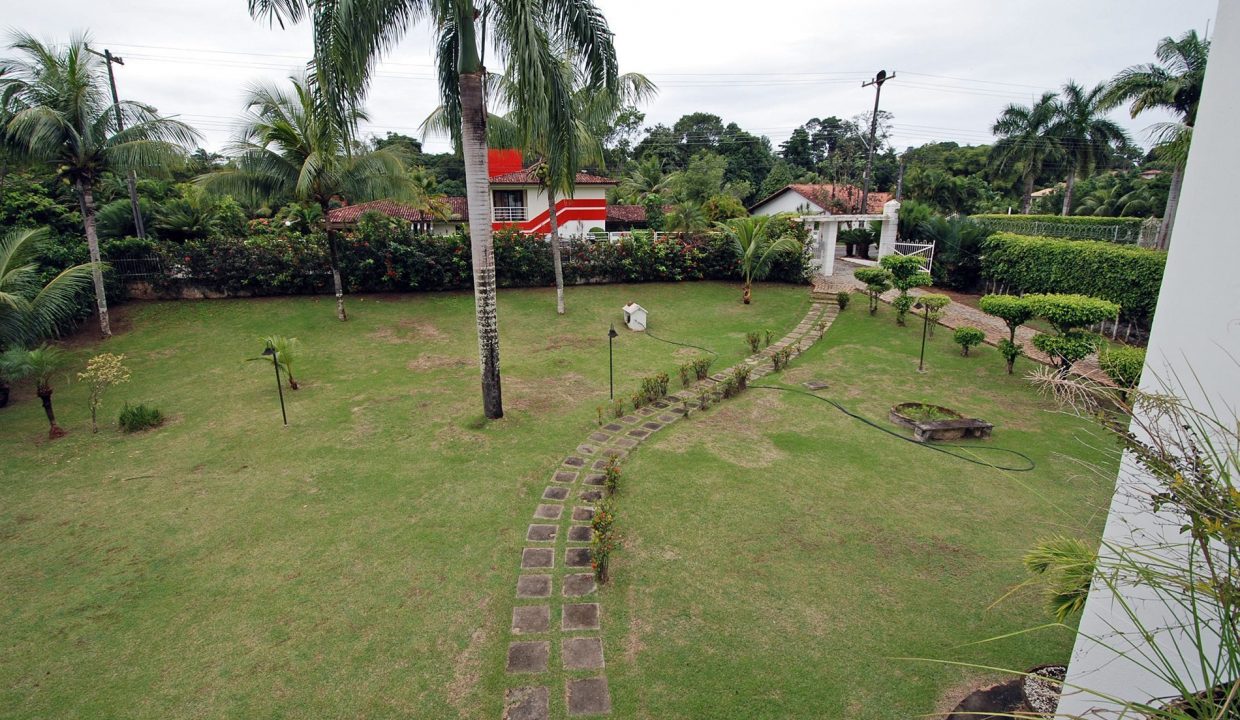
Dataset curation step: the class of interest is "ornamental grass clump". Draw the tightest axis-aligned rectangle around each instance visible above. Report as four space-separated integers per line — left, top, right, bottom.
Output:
772 347 793 372
638 371 670 405
692 357 713 381
745 331 762 354
118 402 164 433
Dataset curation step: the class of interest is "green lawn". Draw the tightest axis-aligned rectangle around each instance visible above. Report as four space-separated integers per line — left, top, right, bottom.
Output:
598 303 1118 719
0 282 808 719
0 284 1117 719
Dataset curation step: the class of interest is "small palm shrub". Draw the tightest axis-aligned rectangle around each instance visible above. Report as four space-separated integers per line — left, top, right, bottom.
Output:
953 326 986 356
119 402 164 432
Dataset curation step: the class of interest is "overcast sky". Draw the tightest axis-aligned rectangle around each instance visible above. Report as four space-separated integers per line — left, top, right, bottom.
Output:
4 0 1217 157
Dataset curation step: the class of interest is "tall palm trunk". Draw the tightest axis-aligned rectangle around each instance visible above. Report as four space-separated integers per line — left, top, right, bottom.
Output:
1020 174 1035 214
1061 169 1076 216
76 179 111 337
547 187 565 315
37 384 65 438
1157 163 1184 250
325 225 347 321
460 69 503 419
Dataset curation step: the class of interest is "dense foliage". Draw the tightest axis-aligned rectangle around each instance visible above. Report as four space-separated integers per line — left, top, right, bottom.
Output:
980 233 1165 326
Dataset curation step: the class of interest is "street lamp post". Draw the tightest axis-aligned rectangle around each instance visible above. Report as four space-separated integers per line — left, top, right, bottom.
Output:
608 324 619 399
913 301 930 373
263 341 288 425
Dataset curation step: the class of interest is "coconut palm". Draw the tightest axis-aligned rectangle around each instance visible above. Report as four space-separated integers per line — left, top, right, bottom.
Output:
0 226 98 355
990 92 1062 214
663 203 708 234
617 155 672 205
200 74 432 322
1103 30 1210 249
261 334 301 390
6 345 71 438
1051 81 1129 215
716 215 799 305
248 0 620 419
0 32 199 336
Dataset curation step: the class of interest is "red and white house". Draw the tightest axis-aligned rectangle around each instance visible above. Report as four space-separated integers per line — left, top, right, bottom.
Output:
327 150 618 237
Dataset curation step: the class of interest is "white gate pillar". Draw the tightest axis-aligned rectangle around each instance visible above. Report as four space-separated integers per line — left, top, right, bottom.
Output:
821 220 839 276
877 199 901 259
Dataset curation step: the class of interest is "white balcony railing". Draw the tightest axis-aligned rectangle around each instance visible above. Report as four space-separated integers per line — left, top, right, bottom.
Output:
493 206 526 222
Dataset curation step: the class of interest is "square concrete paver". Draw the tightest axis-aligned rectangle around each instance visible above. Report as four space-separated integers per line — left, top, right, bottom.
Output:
658 413 677 423
533 504 563 520
618 415 639 424
642 421 662 431
506 641 549 673
566 677 611 715
562 603 600 631
504 686 549 720
582 473 604 486
567 525 592 542
611 437 638 449
575 445 597 456
602 423 624 432
563 573 597 597
571 506 594 522
527 524 557 542
626 428 649 439
588 432 611 443
563 637 605 670
511 605 550 634
563 456 586 468
543 486 569 501
516 574 552 598
565 547 591 568
580 489 603 503
521 547 554 569
553 470 579 484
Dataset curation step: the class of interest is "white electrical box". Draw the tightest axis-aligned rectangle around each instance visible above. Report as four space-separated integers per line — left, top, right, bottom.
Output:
622 302 647 331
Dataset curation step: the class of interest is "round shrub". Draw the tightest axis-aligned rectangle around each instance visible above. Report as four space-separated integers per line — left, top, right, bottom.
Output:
836 291 851 310
953 326 986 356
1099 346 1146 389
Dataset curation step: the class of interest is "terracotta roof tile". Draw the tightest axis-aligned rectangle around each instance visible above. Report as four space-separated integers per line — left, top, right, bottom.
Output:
751 183 892 214
327 197 468 225
488 169 617 185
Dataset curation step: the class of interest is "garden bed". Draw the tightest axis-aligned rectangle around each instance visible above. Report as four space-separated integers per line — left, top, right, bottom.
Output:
890 402 993 442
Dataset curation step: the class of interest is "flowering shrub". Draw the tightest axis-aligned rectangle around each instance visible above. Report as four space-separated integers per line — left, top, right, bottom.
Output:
603 454 621 496
78 353 130 433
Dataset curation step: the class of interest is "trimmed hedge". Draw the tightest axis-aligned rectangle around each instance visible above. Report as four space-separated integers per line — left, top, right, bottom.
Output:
980 233 1166 326
971 214 1145 244
154 213 812 296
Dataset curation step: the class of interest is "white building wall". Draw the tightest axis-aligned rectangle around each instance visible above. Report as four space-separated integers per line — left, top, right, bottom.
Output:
492 184 610 235
750 190 822 216
1059 1 1239 713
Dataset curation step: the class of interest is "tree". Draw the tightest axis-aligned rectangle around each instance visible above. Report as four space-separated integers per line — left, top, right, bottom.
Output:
201 74 430 322
916 293 950 338
853 267 891 315
1026 293 1119 373
716 215 799 304
879 254 931 325
663 203 707 234
0 227 97 358
616 155 671 205
991 92 1062 214
78 352 130 432
952 326 985 357
0 32 198 336
252 0 620 420
1051 81 1129 215
1103 30 1209 249
7 345 71 438
978 294 1034 373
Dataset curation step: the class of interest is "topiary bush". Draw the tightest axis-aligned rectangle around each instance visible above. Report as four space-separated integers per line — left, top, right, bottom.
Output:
978 294 1035 373
854 268 891 315
836 291 851 311
1026 293 1120 371
953 326 986 356
1099 346 1146 390
916 294 951 337
880 255 932 326
119 402 164 432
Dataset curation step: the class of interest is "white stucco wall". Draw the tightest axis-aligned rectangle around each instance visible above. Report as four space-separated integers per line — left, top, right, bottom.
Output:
1059 1 1239 714
750 190 821 216
492 184 610 235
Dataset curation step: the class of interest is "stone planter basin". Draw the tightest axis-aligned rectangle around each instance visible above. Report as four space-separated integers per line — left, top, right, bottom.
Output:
889 403 993 443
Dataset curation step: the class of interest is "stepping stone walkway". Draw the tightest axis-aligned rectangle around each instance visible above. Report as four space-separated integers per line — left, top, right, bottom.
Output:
502 300 838 718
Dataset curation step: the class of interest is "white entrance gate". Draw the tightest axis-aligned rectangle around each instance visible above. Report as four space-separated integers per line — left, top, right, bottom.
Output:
800 199 902 277
893 241 935 272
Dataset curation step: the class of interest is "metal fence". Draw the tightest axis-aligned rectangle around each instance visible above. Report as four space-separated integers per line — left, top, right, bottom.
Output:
893 241 935 272
107 256 164 279
973 217 1141 244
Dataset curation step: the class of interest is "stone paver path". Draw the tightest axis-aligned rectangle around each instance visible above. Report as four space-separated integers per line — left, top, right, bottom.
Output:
501 299 839 719
812 262 1109 381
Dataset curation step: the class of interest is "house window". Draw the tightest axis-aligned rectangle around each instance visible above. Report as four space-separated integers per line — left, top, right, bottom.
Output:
493 189 525 222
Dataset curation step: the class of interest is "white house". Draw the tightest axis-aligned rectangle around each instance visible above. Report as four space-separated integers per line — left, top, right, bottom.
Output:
749 183 892 217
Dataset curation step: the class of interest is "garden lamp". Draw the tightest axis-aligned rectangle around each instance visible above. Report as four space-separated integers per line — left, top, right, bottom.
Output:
263 342 288 426
608 324 619 399
912 300 929 373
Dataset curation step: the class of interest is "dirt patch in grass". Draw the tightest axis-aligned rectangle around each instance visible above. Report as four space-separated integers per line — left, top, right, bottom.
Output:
407 354 471 372
445 596 490 716
371 319 449 345
504 372 593 415
541 334 595 351
661 393 787 468
624 585 648 664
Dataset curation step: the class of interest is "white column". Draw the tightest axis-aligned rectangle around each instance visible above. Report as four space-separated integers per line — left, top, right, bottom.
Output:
1059 1 1240 713
876 199 900 259
822 221 838 276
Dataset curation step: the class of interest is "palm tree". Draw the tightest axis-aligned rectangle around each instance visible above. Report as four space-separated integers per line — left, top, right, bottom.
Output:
200 74 431 322
1051 81 1129 215
248 0 619 419
663 203 708 234
7 345 71 438
617 154 672 205
0 32 199 337
716 215 799 305
1103 30 1210 249
990 92 1062 214
0 226 97 360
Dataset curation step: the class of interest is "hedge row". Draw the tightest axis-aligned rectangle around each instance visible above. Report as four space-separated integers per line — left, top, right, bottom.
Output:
971 214 1146 244
155 213 813 296
980 233 1166 325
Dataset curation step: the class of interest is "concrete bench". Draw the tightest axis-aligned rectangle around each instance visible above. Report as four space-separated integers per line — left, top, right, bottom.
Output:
912 418 994 443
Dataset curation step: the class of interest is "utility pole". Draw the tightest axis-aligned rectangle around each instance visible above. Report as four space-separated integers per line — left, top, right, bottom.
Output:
87 47 146 239
860 69 894 214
